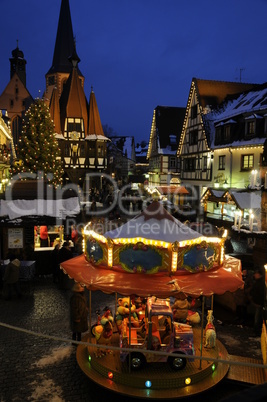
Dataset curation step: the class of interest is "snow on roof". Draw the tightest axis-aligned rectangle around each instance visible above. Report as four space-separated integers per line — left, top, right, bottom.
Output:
104 201 202 242
205 85 267 148
0 197 80 220
231 191 261 210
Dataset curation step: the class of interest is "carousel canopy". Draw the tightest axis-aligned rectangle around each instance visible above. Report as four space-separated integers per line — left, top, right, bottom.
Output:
60 254 242 298
61 201 243 298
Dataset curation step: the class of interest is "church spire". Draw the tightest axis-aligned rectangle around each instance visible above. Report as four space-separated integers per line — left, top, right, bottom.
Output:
46 0 81 75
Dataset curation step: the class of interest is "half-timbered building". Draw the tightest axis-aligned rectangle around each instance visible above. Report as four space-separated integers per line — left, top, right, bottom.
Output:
177 78 257 206
44 0 109 186
147 105 185 187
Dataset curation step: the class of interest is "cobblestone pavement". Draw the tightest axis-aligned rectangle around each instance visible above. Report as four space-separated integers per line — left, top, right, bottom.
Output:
0 275 264 402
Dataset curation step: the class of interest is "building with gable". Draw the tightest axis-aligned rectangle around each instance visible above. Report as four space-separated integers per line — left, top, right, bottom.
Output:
0 43 33 146
0 112 15 192
147 105 185 187
177 78 257 211
107 136 136 183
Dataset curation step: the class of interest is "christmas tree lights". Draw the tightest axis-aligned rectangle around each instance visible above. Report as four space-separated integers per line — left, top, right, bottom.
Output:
11 98 64 186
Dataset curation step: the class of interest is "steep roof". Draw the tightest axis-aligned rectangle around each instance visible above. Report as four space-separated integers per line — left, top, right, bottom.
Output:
87 88 108 140
49 87 61 134
194 78 257 109
155 106 185 152
59 61 88 134
46 0 83 77
204 82 267 148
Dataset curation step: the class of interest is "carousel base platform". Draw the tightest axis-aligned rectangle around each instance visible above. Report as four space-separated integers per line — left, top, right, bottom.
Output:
76 328 230 399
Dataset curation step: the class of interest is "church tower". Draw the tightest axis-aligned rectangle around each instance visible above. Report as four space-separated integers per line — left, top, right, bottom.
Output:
0 43 33 145
44 0 84 103
47 0 109 185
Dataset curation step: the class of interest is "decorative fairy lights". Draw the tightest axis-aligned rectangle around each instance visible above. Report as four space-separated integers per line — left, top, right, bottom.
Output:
83 225 227 273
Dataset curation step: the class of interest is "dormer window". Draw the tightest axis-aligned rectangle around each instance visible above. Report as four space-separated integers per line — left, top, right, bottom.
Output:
245 114 262 138
215 122 223 144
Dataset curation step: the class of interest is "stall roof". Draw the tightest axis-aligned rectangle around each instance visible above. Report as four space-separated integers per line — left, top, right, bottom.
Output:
201 188 262 210
156 185 189 195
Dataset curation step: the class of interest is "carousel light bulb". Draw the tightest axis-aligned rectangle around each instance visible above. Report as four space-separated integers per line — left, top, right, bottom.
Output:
212 363 216 371
88 354 92 362
185 377 191 385
108 371 113 379
145 380 152 388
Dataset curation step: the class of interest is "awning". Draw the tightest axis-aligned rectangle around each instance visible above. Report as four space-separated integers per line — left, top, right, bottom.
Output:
156 186 189 195
61 254 243 299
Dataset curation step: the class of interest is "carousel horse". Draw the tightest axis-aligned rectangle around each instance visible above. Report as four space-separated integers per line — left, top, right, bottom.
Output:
204 310 216 348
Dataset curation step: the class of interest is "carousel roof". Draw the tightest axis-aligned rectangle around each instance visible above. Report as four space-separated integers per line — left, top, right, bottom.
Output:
60 254 243 298
61 201 243 298
104 201 202 243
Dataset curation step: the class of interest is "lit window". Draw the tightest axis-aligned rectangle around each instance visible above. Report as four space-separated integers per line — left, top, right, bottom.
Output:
241 154 254 170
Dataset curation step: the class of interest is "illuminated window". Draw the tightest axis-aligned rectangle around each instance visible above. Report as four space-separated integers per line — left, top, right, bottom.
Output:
241 154 254 170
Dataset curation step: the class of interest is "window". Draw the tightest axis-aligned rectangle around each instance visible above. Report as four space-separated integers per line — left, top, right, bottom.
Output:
169 157 176 168
215 126 222 143
191 105 197 119
189 130 198 145
64 143 69 157
10 99 14 108
80 143 85 157
247 121 255 136
184 157 196 172
219 155 225 170
68 122 81 134
241 154 254 170
202 156 207 171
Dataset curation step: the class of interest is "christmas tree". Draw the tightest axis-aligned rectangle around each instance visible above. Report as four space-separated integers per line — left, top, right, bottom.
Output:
11 98 64 186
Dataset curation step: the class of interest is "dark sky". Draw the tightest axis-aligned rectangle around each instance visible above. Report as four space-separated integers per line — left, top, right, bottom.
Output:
1 0 267 143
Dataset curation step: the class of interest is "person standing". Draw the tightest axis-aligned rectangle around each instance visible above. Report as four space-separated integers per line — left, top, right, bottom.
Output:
40 226 49 247
70 283 88 343
249 268 265 336
3 258 22 300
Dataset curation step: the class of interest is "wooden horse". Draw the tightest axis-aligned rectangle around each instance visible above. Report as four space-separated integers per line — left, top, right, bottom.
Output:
204 310 216 348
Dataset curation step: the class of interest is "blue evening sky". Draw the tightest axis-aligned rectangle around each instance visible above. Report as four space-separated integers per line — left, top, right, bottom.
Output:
1 0 267 143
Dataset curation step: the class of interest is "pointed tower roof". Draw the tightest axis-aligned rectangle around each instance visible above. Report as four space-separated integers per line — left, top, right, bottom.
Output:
87 87 109 140
59 54 88 134
49 87 61 134
46 0 83 76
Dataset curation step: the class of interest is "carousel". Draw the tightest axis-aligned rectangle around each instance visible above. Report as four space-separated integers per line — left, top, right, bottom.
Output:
60 201 244 399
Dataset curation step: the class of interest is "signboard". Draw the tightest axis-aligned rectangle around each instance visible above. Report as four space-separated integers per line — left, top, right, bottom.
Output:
8 228 23 249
